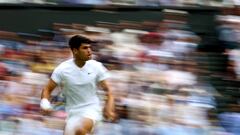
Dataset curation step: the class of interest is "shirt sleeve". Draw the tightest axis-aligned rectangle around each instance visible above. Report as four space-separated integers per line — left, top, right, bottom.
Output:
51 65 62 85
96 63 110 82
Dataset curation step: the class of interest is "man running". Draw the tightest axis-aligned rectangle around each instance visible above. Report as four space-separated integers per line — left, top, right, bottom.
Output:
40 35 115 135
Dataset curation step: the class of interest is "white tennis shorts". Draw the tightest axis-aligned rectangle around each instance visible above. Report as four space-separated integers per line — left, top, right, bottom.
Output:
64 104 102 135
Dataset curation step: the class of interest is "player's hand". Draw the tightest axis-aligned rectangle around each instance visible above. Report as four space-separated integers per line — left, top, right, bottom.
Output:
103 107 116 122
40 98 53 115
40 108 53 115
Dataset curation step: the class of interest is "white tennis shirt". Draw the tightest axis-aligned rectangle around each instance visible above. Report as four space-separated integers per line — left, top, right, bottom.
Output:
51 59 110 112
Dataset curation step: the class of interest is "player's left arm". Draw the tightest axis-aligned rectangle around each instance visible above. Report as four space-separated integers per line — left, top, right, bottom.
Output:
98 80 116 121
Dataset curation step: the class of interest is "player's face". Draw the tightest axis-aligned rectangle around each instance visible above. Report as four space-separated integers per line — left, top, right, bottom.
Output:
74 43 92 61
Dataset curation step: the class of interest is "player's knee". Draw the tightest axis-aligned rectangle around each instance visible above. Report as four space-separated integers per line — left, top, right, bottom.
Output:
75 128 87 135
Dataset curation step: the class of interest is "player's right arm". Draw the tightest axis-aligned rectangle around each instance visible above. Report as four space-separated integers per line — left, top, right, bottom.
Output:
41 63 62 113
40 79 57 113
41 78 57 100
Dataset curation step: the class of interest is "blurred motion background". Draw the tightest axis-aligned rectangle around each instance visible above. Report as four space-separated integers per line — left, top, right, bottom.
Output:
0 1 240 135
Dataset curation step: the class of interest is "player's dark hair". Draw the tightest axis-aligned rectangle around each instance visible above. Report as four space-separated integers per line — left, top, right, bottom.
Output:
68 35 94 50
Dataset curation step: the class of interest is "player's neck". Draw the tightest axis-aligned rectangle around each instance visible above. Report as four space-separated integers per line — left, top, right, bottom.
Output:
74 59 86 68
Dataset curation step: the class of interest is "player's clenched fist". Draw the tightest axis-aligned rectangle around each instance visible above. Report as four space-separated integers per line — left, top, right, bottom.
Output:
40 98 53 115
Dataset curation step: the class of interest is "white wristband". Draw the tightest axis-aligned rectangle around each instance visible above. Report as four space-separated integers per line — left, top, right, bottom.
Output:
40 98 52 110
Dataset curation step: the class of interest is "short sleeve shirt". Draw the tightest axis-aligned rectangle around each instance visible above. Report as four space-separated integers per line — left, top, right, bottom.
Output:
51 59 110 112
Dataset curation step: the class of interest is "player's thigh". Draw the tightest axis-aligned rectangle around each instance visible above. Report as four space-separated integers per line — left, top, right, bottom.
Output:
79 117 94 134
64 116 94 135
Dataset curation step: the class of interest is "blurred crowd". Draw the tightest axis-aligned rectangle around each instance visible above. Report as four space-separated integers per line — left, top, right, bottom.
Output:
0 9 240 135
0 0 240 7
